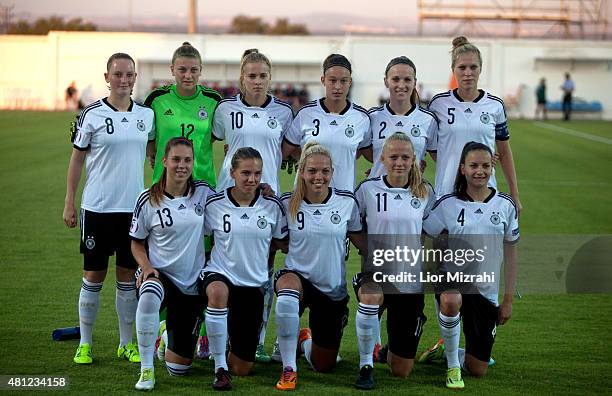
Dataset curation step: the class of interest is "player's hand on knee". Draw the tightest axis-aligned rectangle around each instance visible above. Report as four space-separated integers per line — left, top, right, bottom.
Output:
63 204 77 228
137 265 159 288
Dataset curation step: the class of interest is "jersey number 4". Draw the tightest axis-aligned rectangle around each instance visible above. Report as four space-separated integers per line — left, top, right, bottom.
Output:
457 208 465 226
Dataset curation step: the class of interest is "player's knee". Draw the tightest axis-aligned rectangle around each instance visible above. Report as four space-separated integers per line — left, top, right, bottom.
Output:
439 293 461 316
275 273 301 293
312 359 336 373
115 265 135 281
390 365 412 378
229 360 253 376
84 269 107 283
357 289 383 305
206 281 229 308
465 357 488 378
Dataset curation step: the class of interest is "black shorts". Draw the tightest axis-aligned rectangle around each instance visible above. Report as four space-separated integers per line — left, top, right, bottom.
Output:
275 269 349 351
200 272 263 363
435 293 498 362
80 209 136 271
137 269 205 360
537 99 547 105
353 272 426 359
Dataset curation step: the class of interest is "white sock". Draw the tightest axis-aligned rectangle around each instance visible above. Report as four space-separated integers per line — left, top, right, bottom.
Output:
136 280 163 370
116 280 137 347
275 289 300 371
438 312 461 368
458 348 466 370
166 361 191 376
78 278 102 345
302 338 313 366
205 307 228 371
377 316 383 345
356 303 379 368
259 273 275 345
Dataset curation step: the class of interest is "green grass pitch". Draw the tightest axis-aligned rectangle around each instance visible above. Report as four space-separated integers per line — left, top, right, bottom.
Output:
0 111 610 394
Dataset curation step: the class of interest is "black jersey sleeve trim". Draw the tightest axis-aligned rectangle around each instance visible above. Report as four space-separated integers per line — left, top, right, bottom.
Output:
355 176 381 192
430 193 457 211
263 195 287 216
73 144 89 151
143 87 171 107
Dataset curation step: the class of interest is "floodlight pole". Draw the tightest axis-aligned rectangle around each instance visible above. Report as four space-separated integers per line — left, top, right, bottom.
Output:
188 0 197 34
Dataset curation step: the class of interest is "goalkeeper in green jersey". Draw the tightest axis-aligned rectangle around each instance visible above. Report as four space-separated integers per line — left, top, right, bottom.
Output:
144 41 222 186
144 42 221 360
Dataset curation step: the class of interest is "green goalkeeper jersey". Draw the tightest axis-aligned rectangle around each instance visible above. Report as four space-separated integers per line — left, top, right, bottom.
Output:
145 84 222 186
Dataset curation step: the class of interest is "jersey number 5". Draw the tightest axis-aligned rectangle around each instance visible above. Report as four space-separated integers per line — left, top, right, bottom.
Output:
447 108 455 124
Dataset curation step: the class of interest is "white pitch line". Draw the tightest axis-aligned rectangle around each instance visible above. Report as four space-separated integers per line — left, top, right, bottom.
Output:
532 122 612 145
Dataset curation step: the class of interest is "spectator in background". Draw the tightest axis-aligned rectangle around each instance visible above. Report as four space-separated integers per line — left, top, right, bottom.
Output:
535 78 547 120
560 72 575 121
298 84 310 107
65 81 80 111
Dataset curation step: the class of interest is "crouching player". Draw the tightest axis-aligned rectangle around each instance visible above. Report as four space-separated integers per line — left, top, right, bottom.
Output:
130 138 215 391
352 132 435 389
274 141 366 391
422 142 519 389
200 147 288 390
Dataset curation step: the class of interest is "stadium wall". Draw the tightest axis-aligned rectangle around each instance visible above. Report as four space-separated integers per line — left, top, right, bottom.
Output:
0 31 611 119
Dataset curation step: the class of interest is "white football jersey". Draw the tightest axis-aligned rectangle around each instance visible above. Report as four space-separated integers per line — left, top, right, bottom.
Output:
428 89 509 197
130 182 215 295
367 103 438 178
355 176 436 292
281 188 362 300
423 189 520 305
284 99 371 191
213 94 293 194
204 188 288 288
74 98 155 212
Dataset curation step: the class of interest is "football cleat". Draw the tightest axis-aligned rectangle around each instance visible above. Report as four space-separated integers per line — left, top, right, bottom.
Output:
156 320 166 362
354 364 375 390
446 367 465 389
372 343 382 363
212 368 232 391
417 338 445 363
377 344 389 364
117 342 140 363
298 328 311 355
73 343 93 364
275 366 297 391
255 343 271 363
196 334 210 360
135 368 155 391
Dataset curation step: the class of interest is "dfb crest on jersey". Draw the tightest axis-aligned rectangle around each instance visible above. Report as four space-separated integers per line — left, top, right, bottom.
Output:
410 125 421 137
194 204 204 216
136 120 146 131
198 106 208 120
410 197 421 209
130 218 138 233
267 117 278 129
345 125 355 138
480 112 491 124
257 216 268 229
85 236 96 250
490 212 501 225
330 211 341 224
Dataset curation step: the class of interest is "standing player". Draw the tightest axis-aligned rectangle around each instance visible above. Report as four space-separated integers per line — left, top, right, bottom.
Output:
63 53 154 365
428 37 521 214
145 41 222 186
144 41 222 358
367 57 438 177
352 132 435 389
201 147 287 390
282 54 371 192
274 141 365 391
422 142 519 389
212 50 293 361
131 138 215 391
